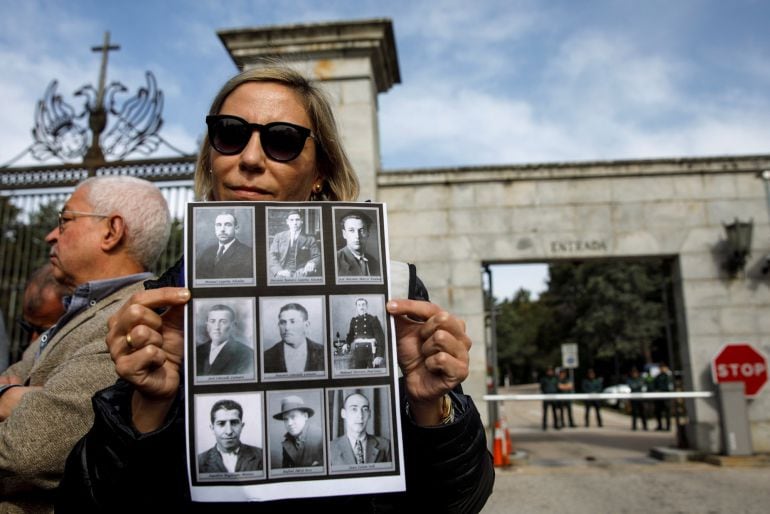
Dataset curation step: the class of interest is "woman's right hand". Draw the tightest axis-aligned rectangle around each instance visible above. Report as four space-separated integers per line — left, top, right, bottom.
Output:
106 287 190 432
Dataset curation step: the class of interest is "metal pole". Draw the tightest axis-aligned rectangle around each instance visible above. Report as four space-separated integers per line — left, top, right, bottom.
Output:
762 170 770 274
482 265 499 427
762 170 770 223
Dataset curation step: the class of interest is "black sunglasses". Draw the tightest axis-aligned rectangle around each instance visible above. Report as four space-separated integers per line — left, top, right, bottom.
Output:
206 115 315 162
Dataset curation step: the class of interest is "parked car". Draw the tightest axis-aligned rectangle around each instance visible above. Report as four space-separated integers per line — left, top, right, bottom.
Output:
602 383 631 411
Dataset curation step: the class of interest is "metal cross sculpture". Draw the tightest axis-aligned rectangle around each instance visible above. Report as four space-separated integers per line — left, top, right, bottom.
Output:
30 32 165 165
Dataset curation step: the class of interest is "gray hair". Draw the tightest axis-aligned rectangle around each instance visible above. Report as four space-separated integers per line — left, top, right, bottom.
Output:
78 176 171 269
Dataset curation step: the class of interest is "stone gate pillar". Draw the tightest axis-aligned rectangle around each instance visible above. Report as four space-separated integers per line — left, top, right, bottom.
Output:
218 19 400 202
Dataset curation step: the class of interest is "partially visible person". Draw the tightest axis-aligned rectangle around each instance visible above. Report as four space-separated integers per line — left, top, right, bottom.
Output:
345 297 386 369
19 264 71 343
539 367 560 431
196 210 253 279
58 66 493 513
581 368 603 428
653 362 673 431
196 304 254 377
330 392 391 465
268 209 321 279
263 302 324 374
0 176 170 513
1 264 70 373
198 399 262 473
272 395 323 468
336 211 380 277
626 367 648 431
557 369 577 428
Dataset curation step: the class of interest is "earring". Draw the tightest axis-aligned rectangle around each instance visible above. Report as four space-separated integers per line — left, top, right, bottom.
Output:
310 181 324 201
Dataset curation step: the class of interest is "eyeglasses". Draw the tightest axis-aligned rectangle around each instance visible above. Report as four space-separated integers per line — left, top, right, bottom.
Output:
15 316 49 337
57 210 109 233
206 114 315 162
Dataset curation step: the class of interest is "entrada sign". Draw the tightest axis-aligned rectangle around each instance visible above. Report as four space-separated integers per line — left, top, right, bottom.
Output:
549 240 608 253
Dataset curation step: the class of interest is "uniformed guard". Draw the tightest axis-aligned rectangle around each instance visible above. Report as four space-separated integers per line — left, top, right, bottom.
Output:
539 367 561 430
345 297 386 368
626 367 648 431
581 368 603 427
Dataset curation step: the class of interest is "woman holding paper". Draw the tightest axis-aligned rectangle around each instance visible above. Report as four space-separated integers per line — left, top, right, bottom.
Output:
57 66 494 513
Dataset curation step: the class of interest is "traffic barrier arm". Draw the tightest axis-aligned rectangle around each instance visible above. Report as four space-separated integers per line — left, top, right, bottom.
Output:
483 391 713 401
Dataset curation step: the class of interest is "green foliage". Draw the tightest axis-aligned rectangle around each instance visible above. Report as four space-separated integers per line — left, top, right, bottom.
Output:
0 197 63 363
153 217 184 275
495 259 673 385
495 288 557 383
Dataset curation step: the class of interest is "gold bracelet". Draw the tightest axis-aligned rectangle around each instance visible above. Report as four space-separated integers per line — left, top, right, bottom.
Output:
404 394 455 426
439 393 455 425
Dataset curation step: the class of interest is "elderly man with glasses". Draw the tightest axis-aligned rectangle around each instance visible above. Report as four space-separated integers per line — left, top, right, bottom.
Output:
0 176 170 513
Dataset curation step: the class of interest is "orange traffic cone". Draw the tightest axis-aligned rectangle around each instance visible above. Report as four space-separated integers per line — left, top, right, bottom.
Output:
493 420 504 466
493 420 511 467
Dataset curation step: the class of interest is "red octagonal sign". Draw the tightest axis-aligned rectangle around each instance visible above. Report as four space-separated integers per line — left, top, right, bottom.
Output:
711 343 768 398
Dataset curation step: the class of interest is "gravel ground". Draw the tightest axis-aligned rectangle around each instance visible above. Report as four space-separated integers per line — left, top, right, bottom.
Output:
480 385 770 513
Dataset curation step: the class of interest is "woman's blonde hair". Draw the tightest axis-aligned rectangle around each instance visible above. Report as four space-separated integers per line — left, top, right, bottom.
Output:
194 66 359 202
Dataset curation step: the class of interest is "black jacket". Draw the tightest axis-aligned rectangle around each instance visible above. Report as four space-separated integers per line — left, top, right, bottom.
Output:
56 260 494 513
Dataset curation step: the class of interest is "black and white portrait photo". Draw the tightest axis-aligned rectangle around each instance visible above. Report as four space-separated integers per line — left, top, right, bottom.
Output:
193 206 256 286
266 389 326 477
260 296 326 380
330 294 389 378
333 207 383 284
194 392 265 481
266 206 324 285
327 386 394 474
193 298 256 383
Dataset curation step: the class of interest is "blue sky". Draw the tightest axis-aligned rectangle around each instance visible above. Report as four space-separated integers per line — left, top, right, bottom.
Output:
1 0 768 298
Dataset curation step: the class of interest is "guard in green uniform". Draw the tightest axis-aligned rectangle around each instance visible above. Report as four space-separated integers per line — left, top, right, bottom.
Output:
581 368 603 427
539 367 561 430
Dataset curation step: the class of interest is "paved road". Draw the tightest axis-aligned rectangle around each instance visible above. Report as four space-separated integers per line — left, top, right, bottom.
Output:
480 385 770 514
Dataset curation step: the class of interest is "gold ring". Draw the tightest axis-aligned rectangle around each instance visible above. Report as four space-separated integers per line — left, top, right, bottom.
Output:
126 334 133 348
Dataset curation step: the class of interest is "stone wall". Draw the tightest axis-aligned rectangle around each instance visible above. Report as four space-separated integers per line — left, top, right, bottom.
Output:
379 156 770 452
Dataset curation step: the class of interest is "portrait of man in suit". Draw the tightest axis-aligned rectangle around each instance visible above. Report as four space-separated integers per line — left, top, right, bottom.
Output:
197 399 263 474
329 391 391 466
263 302 325 375
195 209 254 281
335 210 381 279
268 209 322 282
196 303 254 379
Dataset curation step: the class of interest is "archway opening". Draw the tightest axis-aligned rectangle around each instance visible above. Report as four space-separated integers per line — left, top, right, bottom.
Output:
485 257 683 391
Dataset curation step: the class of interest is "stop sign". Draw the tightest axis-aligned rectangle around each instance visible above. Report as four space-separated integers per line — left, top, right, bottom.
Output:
711 343 768 398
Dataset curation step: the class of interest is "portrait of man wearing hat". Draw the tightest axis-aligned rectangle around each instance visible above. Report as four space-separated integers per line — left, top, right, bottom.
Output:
335 209 381 278
272 393 324 469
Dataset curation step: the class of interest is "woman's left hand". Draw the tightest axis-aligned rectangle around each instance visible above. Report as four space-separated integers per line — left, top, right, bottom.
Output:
387 299 471 426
